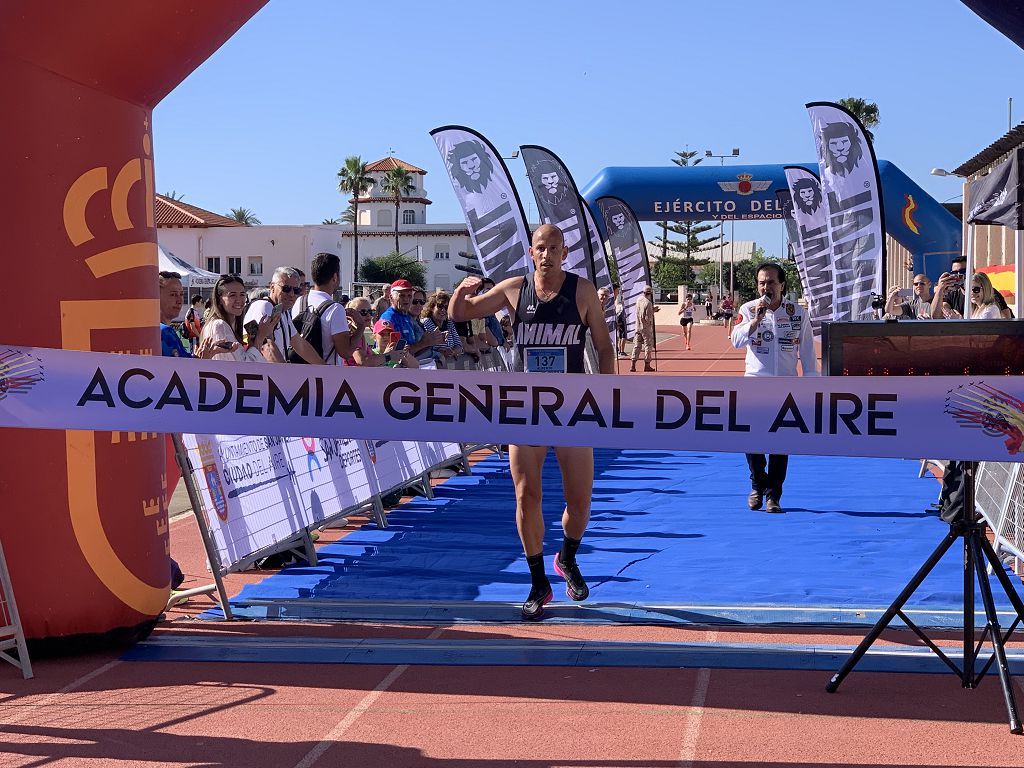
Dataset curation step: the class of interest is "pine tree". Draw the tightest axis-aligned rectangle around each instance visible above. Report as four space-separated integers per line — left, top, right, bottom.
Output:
653 149 724 270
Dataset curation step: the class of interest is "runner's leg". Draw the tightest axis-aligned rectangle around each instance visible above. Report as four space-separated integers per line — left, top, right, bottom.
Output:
510 444 548 555
554 445 593 538
552 445 593 600
510 444 553 618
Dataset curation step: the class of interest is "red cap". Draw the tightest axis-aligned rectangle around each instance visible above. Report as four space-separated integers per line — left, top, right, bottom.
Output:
390 279 414 291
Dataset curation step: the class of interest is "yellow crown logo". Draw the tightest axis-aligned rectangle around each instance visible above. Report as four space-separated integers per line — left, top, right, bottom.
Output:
736 172 753 182
62 125 156 279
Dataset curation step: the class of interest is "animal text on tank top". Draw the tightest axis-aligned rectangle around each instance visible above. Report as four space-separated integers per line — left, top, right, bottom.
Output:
512 272 587 374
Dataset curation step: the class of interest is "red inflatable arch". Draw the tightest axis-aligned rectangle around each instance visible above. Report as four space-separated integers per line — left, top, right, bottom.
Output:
0 1 265 641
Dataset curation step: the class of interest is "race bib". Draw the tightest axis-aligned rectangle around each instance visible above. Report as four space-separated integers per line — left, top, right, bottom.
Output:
525 347 566 373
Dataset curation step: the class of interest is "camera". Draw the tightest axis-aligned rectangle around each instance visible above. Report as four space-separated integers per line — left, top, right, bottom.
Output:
870 292 886 311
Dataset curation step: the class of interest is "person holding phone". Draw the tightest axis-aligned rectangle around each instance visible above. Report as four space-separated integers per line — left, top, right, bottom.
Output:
201 274 278 363
930 256 967 319
373 279 445 359
884 274 932 319
342 297 417 367
243 266 323 363
449 224 614 621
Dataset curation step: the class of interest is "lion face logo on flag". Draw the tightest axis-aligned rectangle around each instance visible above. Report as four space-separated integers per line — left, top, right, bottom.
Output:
447 140 495 194
793 178 823 215
531 159 570 206
821 121 865 178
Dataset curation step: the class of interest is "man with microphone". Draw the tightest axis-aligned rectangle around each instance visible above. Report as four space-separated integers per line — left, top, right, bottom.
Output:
730 263 819 513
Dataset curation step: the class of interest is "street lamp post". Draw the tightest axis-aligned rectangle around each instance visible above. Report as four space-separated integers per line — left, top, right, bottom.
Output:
705 148 740 304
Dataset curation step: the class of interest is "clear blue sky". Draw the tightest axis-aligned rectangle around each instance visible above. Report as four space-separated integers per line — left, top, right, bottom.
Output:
153 0 1023 255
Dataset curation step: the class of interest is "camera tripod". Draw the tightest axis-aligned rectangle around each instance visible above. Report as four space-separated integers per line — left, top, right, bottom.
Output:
826 462 1024 733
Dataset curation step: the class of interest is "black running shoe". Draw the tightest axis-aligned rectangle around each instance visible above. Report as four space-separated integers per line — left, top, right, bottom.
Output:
553 553 589 601
521 582 552 621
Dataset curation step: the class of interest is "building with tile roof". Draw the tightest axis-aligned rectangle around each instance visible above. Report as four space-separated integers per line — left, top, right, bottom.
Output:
155 194 244 228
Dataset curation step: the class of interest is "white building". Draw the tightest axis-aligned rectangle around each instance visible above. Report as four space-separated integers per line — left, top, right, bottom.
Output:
156 156 476 297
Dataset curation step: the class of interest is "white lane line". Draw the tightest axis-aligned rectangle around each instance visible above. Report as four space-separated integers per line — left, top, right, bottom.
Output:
677 666 712 768
292 627 445 768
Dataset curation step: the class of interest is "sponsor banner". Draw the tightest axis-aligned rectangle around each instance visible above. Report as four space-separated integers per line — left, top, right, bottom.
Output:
365 440 427 495
182 433 307 568
596 197 653 340
521 145 594 282
285 436 375 525
431 126 532 280
418 441 464 468
583 201 618 350
784 166 834 336
3 346 1024 462
967 148 1023 230
807 102 886 321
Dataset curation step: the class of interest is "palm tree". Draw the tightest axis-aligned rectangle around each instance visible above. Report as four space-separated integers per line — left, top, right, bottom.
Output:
228 207 261 225
340 204 356 224
322 217 341 225
162 190 185 201
837 97 880 143
380 166 415 254
336 156 374 279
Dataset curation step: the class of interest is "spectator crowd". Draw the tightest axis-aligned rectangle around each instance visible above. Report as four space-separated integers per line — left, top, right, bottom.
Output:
160 254 516 377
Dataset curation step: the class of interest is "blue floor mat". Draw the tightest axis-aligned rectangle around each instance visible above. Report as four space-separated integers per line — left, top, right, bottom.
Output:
211 449 1013 623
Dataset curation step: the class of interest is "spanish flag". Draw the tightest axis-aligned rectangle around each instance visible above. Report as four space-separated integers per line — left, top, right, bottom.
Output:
978 264 1017 303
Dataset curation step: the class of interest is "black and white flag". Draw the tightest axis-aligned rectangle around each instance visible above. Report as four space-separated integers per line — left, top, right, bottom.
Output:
596 197 652 340
784 166 834 337
967 148 1023 230
431 126 532 280
521 145 594 282
583 200 618 349
807 102 886 321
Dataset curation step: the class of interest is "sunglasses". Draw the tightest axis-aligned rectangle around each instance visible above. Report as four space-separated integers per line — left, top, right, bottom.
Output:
971 286 982 293
357 309 372 316
412 299 426 305
912 281 928 286
276 285 301 295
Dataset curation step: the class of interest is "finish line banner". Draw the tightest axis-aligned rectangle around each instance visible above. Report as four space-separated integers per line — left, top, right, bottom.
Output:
1 346 1023 462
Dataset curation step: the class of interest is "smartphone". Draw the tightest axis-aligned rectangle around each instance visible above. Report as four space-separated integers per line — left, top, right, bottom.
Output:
270 302 285 317
897 288 913 299
389 331 403 344
244 319 259 342
215 340 235 350
393 339 407 352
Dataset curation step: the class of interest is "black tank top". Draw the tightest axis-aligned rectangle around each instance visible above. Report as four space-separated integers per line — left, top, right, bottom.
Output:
512 272 587 374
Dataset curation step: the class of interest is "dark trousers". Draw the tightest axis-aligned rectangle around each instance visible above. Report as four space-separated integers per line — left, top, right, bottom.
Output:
746 454 789 500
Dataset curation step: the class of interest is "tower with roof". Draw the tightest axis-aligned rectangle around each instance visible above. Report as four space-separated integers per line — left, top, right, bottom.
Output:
352 156 431 228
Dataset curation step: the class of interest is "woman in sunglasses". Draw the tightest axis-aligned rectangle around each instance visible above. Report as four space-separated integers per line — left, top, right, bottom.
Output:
942 272 1004 320
342 297 417 367
421 292 463 368
201 274 280 362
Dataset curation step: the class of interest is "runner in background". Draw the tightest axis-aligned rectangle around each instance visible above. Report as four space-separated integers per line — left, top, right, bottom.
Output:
449 224 614 620
677 293 695 351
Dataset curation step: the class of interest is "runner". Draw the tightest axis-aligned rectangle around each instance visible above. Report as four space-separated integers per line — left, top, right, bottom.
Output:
449 224 614 620
677 293 695 351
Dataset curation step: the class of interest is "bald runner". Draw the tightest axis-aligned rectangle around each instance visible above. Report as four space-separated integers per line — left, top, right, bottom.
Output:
449 224 614 620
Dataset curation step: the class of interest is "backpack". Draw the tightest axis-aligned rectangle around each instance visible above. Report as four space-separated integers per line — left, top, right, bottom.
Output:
287 299 337 364
184 307 202 340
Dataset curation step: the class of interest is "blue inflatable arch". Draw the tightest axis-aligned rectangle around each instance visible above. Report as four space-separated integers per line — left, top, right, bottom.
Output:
581 161 961 281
